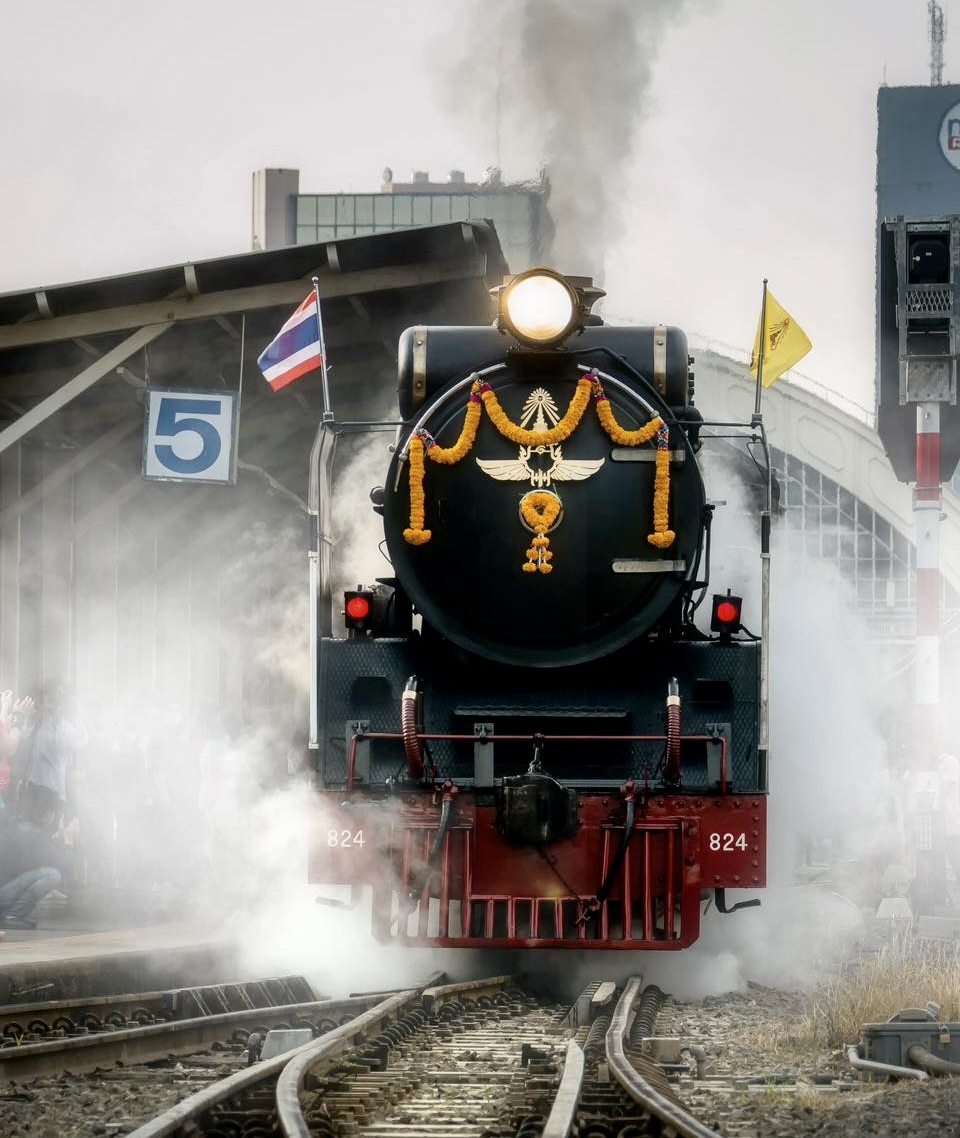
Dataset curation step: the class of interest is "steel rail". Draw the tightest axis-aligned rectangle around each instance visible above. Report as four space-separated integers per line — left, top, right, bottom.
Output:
607 976 721 1138
277 973 519 1137
0 974 317 1039
541 1038 586 1138
127 989 418 1138
0 994 376 1083
420 972 519 1014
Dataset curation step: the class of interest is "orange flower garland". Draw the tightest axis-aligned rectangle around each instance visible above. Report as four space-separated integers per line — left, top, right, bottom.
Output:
647 424 676 549
402 368 677 563
520 491 562 574
480 376 593 446
590 373 675 550
402 380 483 544
402 434 431 545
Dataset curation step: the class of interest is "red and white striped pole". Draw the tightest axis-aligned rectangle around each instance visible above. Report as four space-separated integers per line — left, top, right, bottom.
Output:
915 400 942 761
912 400 945 913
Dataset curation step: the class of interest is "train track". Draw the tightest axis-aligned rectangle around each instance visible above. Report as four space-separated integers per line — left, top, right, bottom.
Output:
95 974 724 1138
0 975 317 1043
0 979 384 1083
4 971 879 1136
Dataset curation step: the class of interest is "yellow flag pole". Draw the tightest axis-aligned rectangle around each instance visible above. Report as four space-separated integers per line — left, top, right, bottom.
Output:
752 277 768 422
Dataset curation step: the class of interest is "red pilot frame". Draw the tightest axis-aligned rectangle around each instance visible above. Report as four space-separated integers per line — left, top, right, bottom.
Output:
309 726 767 951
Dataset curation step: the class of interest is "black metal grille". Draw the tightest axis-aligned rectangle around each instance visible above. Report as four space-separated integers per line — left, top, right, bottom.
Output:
906 286 951 314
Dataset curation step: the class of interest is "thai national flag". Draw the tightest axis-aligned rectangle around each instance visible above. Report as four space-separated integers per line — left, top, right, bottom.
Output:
257 294 324 392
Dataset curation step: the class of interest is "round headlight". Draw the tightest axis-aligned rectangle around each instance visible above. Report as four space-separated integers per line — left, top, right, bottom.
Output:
500 270 579 346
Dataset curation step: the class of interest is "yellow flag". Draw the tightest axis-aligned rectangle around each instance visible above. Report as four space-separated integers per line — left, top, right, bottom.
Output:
749 289 812 388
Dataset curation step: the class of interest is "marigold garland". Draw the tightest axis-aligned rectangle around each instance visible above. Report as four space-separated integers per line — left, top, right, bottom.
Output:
594 391 662 446
520 491 562 574
401 434 431 545
481 376 593 447
401 367 677 564
590 373 675 550
647 423 676 549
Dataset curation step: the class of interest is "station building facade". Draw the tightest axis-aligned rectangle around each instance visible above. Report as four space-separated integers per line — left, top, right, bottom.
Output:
251 167 552 273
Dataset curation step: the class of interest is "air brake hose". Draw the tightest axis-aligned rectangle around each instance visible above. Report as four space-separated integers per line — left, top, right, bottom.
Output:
401 675 424 781
664 677 682 784
407 782 458 901
580 781 638 926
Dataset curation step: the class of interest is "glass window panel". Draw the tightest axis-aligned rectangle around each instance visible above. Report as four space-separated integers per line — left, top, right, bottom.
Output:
822 533 838 559
316 197 336 223
393 196 413 225
296 225 316 245
336 196 355 224
450 195 470 221
412 196 431 224
431 196 451 222
354 225 374 236
484 196 509 223
316 225 337 240
374 196 393 225
781 477 800 508
510 194 531 221
355 196 374 224
297 197 317 225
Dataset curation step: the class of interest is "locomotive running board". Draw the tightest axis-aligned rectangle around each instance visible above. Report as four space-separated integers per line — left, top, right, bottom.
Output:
610 448 685 462
611 560 686 573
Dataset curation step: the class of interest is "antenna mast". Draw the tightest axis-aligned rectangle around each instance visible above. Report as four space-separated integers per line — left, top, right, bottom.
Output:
930 0 945 86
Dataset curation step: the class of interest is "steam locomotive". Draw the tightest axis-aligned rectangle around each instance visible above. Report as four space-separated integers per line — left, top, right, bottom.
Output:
307 268 768 950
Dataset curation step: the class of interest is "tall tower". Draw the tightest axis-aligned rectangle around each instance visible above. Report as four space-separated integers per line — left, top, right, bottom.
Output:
930 0 945 86
875 52 960 911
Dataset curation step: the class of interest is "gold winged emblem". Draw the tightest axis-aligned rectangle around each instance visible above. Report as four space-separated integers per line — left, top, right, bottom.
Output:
476 387 604 488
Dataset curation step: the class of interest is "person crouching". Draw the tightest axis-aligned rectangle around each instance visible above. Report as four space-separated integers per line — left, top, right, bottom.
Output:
0 793 74 930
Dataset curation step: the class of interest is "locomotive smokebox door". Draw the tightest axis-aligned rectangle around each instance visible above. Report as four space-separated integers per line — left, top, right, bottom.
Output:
495 770 578 844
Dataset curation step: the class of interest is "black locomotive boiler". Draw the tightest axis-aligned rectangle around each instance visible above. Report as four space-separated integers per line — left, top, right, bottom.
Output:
307 268 768 949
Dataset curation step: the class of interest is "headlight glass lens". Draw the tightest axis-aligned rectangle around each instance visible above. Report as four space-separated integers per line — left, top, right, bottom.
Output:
503 274 576 343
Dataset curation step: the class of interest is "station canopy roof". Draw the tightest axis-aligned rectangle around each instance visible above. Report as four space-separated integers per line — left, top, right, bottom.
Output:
0 220 508 499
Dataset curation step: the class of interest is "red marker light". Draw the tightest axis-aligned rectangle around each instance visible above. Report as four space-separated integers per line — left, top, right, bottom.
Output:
716 600 739 624
346 595 371 621
710 592 743 635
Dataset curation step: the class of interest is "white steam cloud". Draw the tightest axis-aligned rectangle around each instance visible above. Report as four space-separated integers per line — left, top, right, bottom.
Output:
437 0 705 276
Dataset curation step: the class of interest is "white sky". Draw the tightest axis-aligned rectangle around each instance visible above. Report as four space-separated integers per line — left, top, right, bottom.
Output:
0 0 952 411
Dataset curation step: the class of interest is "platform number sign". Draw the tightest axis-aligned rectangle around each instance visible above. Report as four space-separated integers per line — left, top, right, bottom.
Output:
143 389 238 484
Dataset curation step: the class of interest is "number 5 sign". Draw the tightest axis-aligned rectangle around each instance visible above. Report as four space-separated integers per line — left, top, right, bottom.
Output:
143 389 239 484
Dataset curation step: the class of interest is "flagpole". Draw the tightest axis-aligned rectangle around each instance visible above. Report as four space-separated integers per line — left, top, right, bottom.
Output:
752 277 768 421
238 313 245 412
311 276 334 422
749 277 772 793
